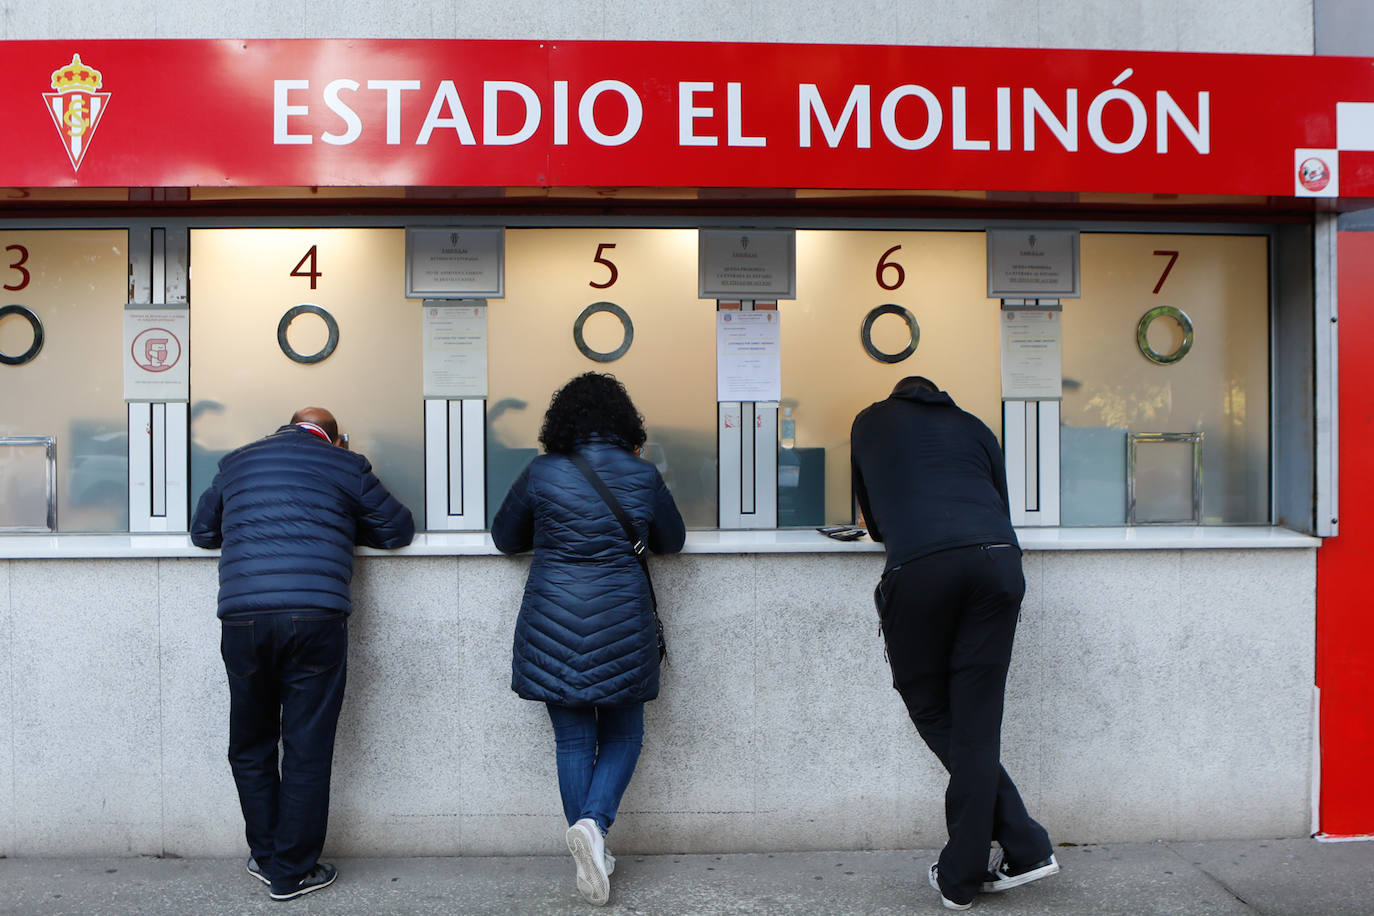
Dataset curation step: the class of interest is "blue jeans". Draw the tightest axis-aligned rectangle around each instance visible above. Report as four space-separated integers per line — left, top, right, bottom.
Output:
546 703 645 834
221 613 348 885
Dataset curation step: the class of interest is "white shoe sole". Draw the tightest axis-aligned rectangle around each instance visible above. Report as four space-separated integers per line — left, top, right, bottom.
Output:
268 871 336 901
982 856 1060 893
929 863 972 910
567 824 610 905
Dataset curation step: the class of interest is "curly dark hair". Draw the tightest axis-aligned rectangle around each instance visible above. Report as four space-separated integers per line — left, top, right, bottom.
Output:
539 372 648 455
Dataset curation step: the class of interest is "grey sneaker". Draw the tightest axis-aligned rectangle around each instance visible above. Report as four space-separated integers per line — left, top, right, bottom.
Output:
928 863 973 910
981 853 1059 892
246 858 269 886
269 862 338 901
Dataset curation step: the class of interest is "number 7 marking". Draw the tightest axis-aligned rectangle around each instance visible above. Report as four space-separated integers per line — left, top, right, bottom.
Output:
1152 250 1179 295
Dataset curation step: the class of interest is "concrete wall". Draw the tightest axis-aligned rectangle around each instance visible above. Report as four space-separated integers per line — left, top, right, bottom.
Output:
0 549 1315 857
0 1 1315 54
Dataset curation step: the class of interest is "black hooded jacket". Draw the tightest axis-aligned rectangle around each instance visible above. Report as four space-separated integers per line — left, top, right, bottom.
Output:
851 387 1018 571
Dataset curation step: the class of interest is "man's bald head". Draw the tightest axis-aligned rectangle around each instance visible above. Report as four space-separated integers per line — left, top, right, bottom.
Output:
290 407 339 443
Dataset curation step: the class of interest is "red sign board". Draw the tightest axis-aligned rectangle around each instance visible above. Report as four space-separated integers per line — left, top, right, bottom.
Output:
2 39 1374 198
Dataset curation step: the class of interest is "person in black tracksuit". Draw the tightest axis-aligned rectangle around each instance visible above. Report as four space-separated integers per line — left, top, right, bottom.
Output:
191 407 414 902
851 377 1057 910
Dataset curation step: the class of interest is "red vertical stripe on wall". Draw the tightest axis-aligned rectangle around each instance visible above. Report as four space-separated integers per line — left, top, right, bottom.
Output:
1317 230 1374 836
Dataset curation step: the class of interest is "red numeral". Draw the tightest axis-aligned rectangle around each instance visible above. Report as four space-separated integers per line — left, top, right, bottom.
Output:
4 244 29 291
290 245 322 289
1152 250 1179 295
590 243 618 289
876 245 904 291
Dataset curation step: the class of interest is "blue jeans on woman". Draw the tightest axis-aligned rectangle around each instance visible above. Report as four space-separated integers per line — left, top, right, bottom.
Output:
546 703 645 834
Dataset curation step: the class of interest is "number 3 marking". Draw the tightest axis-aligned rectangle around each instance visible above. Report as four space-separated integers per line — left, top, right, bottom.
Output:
4 244 30 291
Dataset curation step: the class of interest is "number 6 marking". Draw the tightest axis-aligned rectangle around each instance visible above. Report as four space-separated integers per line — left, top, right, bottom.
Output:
1152 250 1179 295
876 245 905 291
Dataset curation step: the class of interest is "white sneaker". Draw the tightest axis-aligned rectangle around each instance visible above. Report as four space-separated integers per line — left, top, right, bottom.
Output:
603 843 616 876
928 863 972 911
566 818 610 905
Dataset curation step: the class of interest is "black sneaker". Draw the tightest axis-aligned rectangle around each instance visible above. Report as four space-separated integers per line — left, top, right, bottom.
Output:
269 863 338 901
246 858 270 886
981 853 1060 892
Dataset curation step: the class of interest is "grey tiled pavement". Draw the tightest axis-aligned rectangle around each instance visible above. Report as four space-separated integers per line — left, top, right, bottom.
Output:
0 838 1371 915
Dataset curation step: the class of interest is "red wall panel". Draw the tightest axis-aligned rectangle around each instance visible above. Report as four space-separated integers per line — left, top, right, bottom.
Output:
1317 229 1374 835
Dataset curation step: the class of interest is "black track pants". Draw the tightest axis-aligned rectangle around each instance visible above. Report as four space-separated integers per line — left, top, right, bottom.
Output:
876 544 1053 905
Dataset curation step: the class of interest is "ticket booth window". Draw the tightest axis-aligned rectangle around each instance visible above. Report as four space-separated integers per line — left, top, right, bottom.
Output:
490 228 717 527
1060 233 1270 525
786 230 1003 525
188 228 425 526
0 230 128 531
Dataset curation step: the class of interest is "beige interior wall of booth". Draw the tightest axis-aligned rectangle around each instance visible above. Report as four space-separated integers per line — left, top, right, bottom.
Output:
788 230 1003 524
0 230 128 531
490 228 717 527
188 228 424 526
1061 233 1270 524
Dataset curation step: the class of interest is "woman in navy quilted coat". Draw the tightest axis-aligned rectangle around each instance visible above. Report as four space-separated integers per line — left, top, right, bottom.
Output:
492 372 685 907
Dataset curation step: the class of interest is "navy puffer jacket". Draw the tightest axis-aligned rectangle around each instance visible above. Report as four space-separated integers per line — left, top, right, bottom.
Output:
492 439 686 706
190 425 415 618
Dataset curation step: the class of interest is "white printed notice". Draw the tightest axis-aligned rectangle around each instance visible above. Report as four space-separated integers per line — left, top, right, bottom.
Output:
123 304 189 402
717 310 781 402
423 301 488 398
1000 309 1062 400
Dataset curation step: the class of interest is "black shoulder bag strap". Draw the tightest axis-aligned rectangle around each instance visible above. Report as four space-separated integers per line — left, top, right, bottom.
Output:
568 452 666 661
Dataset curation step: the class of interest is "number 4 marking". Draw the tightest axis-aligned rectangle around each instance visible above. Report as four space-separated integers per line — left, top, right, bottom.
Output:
291 245 321 289
1152 250 1179 295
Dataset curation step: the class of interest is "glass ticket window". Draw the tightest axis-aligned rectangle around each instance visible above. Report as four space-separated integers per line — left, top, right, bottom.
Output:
0 230 128 531
189 229 424 526
491 229 716 527
787 230 1003 525
1060 234 1269 525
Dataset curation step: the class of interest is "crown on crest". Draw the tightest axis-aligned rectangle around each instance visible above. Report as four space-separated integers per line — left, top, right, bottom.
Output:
50 53 103 94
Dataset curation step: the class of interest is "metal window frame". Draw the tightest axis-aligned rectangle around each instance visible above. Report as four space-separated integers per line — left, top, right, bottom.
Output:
0 213 1306 536
0 435 57 532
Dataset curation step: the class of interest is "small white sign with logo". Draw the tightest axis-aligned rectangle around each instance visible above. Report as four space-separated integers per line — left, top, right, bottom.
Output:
1000 309 1062 400
123 304 189 402
717 310 782 402
987 229 1080 298
700 229 796 299
406 227 505 298
423 301 488 398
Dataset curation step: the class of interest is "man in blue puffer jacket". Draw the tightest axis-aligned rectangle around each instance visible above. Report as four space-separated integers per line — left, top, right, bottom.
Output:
191 406 414 902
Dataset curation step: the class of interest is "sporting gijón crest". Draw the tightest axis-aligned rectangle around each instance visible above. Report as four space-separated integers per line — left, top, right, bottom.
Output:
43 53 111 172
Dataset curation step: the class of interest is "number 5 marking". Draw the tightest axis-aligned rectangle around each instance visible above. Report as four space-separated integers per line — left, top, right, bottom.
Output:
4 244 30 291
590 243 618 289
1152 250 1179 295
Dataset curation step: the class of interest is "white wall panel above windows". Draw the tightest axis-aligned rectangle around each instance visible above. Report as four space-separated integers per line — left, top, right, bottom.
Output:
0 2 1317 55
